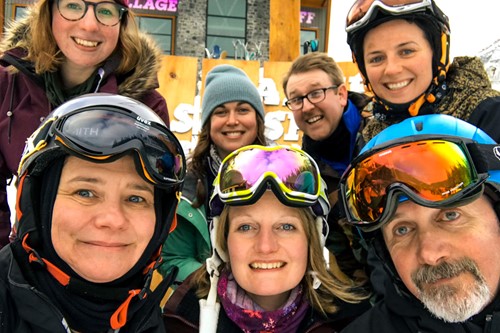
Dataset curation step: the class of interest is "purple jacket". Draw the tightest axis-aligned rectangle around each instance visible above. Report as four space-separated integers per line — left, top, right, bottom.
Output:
0 15 169 248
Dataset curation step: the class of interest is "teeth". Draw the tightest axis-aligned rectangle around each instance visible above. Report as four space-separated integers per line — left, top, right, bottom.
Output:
250 262 285 269
306 115 322 124
74 38 98 47
387 80 410 90
225 131 242 137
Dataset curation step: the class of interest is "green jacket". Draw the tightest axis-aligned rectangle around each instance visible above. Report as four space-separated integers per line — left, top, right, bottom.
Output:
159 172 212 282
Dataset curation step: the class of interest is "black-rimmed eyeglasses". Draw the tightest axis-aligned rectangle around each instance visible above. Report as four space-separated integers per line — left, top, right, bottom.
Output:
56 0 128 26
285 85 339 111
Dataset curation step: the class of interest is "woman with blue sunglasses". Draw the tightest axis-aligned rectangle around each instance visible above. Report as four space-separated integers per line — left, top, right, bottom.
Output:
163 145 370 333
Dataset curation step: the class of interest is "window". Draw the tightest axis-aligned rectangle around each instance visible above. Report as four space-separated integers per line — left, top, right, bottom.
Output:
206 0 246 59
300 28 318 55
136 16 174 55
14 5 29 20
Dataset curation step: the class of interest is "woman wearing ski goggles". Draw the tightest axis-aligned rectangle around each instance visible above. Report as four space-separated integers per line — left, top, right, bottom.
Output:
19 94 185 190
339 135 499 231
164 145 371 333
210 145 330 218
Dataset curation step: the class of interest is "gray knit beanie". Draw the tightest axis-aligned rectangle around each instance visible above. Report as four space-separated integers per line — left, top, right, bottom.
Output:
201 65 265 126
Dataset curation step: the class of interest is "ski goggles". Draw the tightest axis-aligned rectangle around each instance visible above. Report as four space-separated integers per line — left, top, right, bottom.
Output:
211 145 322 213
339 137 494 231
346 0 440 33
21 107 186 189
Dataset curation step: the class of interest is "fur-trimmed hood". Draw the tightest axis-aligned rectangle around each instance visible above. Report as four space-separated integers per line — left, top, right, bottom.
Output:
1 6 163 100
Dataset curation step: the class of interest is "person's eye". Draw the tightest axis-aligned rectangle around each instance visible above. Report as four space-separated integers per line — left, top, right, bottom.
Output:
279 223 296 231
66 1 83 10
97 7 114 17
76 189 94 198
308 90 323 99
367 55 384 64
441 210 461 222
394 225 410 236
212 109 227 117
237 224 252 232
128 195 145 203
288 97 301 106
237 105 253 113
400 48 415 56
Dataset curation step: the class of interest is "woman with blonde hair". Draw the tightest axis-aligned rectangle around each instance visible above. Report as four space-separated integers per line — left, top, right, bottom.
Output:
164 145 370 332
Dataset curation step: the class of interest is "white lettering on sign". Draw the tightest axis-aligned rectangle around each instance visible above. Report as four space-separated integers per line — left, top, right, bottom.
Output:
300 11 316 24
264 111 300 142
259 78 280 106
127 0 178 12
170 103 194 134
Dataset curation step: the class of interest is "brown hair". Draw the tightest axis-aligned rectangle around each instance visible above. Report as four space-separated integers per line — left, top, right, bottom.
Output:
282 52 345 98
18 0 145 74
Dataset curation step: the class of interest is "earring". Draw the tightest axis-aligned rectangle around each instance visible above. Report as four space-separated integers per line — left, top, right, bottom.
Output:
309 271 321 289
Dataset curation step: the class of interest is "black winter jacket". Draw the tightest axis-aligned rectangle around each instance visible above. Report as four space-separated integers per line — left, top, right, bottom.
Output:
0 244 168 333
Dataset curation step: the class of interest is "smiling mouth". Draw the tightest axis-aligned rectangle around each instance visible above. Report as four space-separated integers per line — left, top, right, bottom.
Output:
73 37 99 48
223 131 244 137
250 262 286 270
306 115 322 124
386 80 410 90
85 241 128 248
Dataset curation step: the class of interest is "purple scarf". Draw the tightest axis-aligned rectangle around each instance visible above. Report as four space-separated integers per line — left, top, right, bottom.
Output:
217 269 310 332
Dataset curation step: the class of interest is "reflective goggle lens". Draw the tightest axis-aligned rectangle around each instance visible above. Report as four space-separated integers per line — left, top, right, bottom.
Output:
343 140 480 225
346 0 432 32
218 146 320 205
54 109 185 188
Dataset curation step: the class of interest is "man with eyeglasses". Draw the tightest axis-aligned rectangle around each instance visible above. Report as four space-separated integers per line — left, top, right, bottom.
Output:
282 52 371 286
0 0 169 248
339 114 500 333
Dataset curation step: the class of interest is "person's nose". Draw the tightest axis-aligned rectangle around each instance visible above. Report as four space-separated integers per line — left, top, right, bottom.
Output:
384 55 404 76
93 202 128 230
226 110 239 125
79 5 100 31
415 229 449 266
254 228 279 254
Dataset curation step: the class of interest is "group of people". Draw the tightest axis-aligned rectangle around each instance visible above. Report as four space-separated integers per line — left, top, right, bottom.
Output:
1 0 500 332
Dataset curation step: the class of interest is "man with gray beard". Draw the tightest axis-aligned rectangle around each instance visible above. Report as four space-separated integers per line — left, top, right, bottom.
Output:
338 114 500 332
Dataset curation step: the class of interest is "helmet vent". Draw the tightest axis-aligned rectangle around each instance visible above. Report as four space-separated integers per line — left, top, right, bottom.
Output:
415 121 424 132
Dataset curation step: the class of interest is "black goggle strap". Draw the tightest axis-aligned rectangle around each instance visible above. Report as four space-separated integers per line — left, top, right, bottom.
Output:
467 143 500 175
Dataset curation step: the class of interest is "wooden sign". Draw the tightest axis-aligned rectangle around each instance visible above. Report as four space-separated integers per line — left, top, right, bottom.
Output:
157 55 361 154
